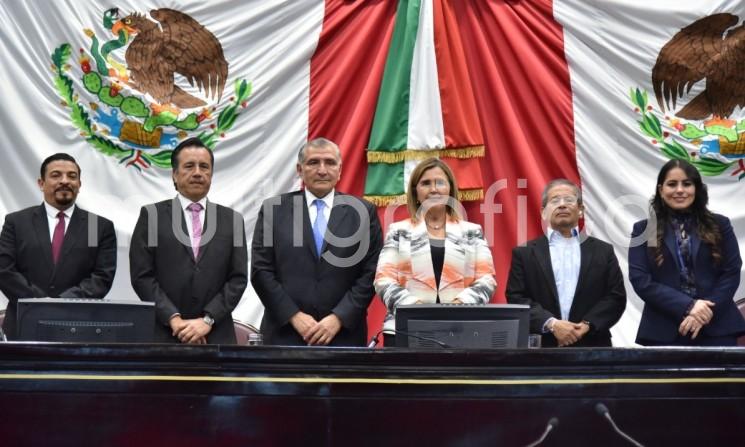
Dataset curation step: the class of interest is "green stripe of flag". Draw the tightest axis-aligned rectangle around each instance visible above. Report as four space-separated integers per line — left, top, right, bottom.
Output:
367 0 422 152
364 162 405 197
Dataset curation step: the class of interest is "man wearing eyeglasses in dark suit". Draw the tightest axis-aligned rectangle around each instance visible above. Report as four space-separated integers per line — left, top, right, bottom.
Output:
506 179 626 347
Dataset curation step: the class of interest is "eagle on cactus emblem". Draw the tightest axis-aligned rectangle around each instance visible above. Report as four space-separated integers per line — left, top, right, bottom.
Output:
629 13 745 181
51 7 251 171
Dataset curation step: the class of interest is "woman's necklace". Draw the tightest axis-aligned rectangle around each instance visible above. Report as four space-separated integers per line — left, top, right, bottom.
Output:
425 219 445 230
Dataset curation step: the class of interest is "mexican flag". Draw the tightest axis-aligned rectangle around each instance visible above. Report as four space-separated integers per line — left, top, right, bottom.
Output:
362 0 486 206
2 0 744 346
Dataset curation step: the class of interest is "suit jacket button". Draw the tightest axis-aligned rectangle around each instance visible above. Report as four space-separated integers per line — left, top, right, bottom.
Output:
194 267 200 272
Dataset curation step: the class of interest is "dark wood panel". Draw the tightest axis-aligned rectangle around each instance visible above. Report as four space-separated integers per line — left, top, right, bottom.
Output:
1 343 744 446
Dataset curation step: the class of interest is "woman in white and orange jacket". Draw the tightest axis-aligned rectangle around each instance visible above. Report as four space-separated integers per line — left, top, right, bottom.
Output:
374 158 496 344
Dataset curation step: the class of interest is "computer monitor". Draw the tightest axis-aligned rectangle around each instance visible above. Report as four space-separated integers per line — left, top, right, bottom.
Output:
16 298 155 343
394 304 530 349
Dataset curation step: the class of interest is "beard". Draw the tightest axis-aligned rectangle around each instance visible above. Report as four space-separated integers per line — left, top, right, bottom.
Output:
54 189 76 206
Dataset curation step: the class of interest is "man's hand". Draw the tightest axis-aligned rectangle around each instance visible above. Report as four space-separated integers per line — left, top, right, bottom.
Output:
679 315 703 339
688 299 714 326
170 315 187 338
174 317 212 344
552 319 587 347
576 321 591 338
305 314 343 346
290 311 318 341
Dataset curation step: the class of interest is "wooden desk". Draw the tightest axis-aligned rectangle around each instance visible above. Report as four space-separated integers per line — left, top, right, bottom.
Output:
1 344 743 446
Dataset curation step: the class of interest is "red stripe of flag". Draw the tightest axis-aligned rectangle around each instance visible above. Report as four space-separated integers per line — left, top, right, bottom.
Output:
309 0 398 196
309 0 577 337
451 0 577 302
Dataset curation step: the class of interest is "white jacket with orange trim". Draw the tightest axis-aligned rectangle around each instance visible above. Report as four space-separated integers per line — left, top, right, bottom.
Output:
374 218 496 332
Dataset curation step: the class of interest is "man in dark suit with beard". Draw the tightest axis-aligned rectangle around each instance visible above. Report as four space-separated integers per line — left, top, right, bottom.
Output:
506 179 626 347
251 138 383 346
0 153 116 339
130 137 247 344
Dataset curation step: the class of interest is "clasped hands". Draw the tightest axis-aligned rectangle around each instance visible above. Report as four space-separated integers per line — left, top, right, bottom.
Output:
679 299 715 339
551 319 590 347
291 312 342 346
170 315 211 344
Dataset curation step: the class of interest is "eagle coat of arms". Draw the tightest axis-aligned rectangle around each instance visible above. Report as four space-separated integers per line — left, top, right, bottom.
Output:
52 8 251 170
631 13 745 180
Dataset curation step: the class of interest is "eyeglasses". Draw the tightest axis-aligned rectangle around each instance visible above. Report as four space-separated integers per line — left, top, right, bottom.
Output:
547 195 579 206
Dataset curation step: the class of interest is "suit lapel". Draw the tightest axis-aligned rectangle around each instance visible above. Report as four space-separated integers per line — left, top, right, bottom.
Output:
195 200 216 264
438 220 465 291
170 198 195 262
324 194 350 255
533 236 559 302
58 207 86 267
572 236 594 303
689 230 701 265
300 193 319 259
32 204 54 271
410 219 437 291
663 227 681 270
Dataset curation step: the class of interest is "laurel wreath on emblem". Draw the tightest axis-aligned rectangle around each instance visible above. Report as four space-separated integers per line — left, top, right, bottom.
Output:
50 9 251 171
630 88 745 181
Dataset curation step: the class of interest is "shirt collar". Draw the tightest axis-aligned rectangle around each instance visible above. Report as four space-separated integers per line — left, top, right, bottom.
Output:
304 189 335 209
177 193 207 211
43 201 75 219
548 226 579 242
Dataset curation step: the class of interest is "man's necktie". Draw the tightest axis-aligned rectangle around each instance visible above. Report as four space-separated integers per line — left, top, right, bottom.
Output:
51 211 65 264
188 203 203 259
312 199 327 258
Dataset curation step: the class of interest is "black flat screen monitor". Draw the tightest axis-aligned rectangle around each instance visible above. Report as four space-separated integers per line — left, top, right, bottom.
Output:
17 298 155 343
394 304 530 349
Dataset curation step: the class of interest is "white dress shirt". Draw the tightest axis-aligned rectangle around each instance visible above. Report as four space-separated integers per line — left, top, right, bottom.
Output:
548 227 581 321
304 189 334 223
43 201 74 240
176 194 207 244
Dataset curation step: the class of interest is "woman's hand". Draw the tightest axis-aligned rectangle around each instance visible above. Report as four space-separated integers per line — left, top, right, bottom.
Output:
688 299 715 325
679 315 703 339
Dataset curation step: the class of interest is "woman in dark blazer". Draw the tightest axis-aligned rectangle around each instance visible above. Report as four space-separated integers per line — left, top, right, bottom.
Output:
629 159 745 346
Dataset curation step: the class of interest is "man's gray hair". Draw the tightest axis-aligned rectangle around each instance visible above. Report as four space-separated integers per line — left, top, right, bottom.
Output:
541 178 582 208
297 138 342 163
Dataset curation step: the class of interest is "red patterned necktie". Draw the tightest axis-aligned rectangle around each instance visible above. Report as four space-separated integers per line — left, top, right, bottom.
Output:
51 211 65 264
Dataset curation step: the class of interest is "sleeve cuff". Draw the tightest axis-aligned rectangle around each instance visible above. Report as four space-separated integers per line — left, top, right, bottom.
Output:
542 317 556 334
684 299 696 318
